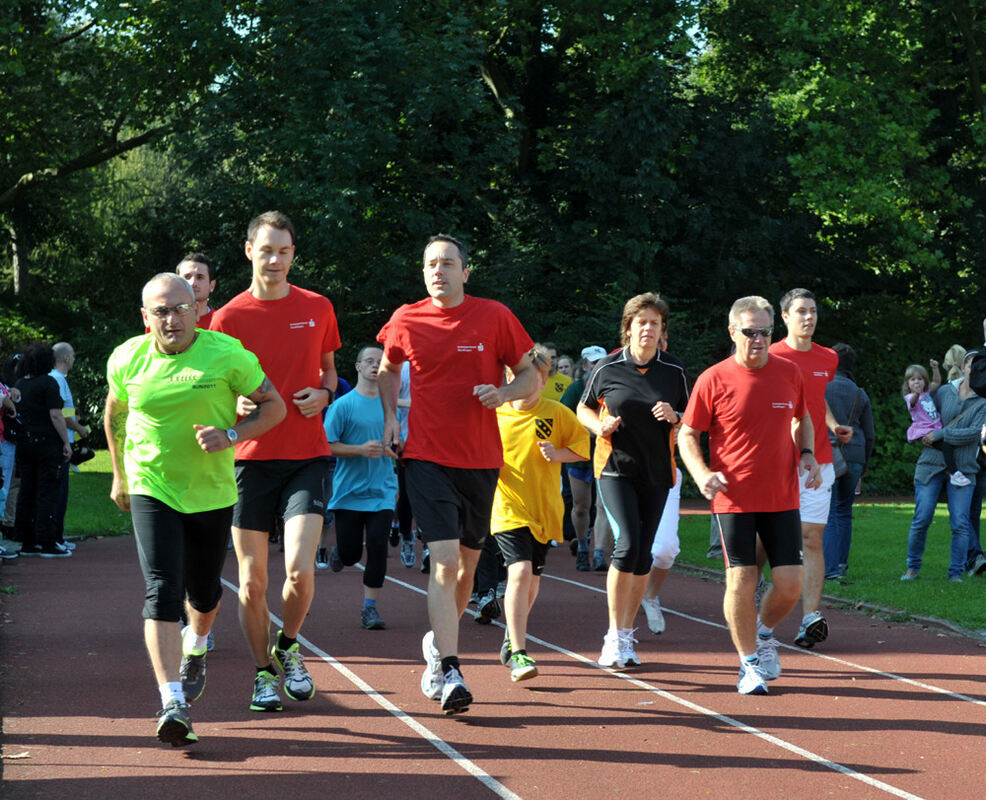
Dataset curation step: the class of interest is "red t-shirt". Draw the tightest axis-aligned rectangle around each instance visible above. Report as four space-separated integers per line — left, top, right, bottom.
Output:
210 285 341 460
768 340 837 463
377 295 533 469
682 355 807 513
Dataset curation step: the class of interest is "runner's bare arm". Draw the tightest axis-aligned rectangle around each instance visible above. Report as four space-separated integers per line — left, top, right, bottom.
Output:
293 351 338 418
377 353 403 456
194 376 286 453
474 353 538 409
576 402 622 438
793 412 821 488
678 423 727 500
104 391 130 511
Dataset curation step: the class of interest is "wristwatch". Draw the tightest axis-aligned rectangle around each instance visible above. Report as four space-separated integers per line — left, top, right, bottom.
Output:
226 428 239 445
800 448 813 456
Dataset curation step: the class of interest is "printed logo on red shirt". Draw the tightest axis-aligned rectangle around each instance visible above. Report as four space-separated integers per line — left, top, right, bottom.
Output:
289 318 317 330
457 342 485 352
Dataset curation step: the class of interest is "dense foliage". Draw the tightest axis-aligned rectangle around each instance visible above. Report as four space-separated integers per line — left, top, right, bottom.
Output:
2 1 984 493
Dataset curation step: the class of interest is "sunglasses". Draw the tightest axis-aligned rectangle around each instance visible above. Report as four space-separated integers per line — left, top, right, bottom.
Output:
146 303 194 318
737 327 773 340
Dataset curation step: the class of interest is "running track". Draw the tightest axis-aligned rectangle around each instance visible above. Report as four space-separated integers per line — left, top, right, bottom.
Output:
2 535 984 799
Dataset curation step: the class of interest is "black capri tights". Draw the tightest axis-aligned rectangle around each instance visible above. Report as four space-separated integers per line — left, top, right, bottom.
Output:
130 494 232 622
334 508 391 588
597 476 668 575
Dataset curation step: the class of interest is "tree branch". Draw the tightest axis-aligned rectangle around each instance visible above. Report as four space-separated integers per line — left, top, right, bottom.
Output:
0 124 174 213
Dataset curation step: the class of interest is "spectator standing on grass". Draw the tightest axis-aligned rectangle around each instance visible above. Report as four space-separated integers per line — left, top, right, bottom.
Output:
822 343 874 581
106 272 285 746
902 349 986 583
12 343 72 558
49 342 89 552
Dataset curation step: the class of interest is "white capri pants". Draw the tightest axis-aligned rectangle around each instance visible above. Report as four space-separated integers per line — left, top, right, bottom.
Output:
651 467 681 569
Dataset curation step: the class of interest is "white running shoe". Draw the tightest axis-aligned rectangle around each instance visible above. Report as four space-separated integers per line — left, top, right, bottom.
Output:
420 631 444 700
641 596 666 634
737 661 768 695
619 628 641 666
598 630 626 669
440 667 473 714
756 636 781 680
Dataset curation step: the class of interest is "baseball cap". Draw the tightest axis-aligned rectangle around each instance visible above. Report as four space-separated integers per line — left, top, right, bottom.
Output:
581 345 607 363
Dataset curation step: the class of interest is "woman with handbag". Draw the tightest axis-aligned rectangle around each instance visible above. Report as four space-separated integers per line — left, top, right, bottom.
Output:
902 349 986 582
822 344 874 580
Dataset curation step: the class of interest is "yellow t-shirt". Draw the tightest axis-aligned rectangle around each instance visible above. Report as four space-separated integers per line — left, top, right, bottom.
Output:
540 371 572 402
492 397 591 542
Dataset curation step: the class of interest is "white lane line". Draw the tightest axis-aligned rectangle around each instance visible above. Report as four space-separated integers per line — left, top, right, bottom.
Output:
544 573 986 707
389 572 926 799
219 577 521 800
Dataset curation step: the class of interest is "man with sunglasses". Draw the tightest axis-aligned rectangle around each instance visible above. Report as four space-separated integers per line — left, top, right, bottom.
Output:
679 296 818 695
769 288 851 649
105 273 286 745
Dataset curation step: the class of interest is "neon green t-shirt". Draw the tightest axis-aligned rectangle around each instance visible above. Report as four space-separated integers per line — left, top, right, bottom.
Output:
106 331 266 513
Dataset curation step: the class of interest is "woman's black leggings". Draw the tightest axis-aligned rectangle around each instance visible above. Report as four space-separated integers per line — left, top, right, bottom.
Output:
597 476 668 575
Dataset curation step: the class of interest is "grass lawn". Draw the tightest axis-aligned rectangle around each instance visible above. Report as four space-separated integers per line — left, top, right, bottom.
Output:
54 452 986 636
677 503 986 637
64 450 133 537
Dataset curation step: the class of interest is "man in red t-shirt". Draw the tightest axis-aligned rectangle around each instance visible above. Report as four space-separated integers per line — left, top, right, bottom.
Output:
176 253 218 329
377 233 535 714
768 288 852 650
210 211 340 713
679 295 819 695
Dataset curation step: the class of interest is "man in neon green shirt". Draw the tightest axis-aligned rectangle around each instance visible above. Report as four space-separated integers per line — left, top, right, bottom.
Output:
105 273 285 747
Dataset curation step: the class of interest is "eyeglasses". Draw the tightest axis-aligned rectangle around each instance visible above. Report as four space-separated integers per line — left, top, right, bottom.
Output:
145 303 194 318
737 327 773 340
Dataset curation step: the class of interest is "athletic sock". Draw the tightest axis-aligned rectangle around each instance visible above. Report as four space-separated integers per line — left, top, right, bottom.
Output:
362 598 376 610
741 654 760 667
277 631 296 651
183 628 210 655
159 682 184 707
513 649 527 657
440 656 461 674
756 619 774 639
257 663 276 676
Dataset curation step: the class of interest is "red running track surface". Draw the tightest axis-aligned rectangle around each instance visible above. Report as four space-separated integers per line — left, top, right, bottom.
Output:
2 535 985 799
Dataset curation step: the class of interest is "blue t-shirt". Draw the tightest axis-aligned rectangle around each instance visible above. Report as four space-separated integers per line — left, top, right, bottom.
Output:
323 389 398 512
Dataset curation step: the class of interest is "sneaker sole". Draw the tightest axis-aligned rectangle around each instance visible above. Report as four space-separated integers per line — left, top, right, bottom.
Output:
511 667 538 682
249 701 283 712
794 617 829 649
738 683 769 695
441 686 473 714
157 718 198 746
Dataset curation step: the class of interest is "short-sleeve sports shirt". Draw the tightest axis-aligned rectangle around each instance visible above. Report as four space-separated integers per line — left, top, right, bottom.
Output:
682 355 807 514
323 389 399 512
580 348 689 487
768 340 837 463
210 285 340 461
492 397 590 543
106 331 266 513
377 295 533 469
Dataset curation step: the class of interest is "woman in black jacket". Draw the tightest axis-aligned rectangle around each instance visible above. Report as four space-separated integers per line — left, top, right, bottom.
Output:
12 343 72 557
